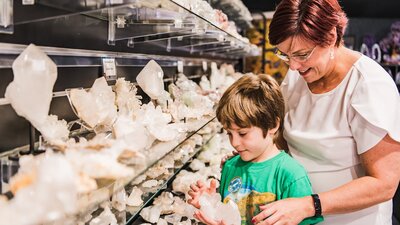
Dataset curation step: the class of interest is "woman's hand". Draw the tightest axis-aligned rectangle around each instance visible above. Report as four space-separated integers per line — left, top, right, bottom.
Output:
194 210 227 225
187 179 217 208
251 197 314 225
220 150 238 168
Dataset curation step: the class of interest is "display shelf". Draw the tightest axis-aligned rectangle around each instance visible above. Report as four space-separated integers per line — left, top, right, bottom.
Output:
1 0 258 59
0 43 237 69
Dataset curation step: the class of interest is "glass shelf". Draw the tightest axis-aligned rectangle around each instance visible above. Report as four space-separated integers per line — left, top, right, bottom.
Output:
2 0 258 59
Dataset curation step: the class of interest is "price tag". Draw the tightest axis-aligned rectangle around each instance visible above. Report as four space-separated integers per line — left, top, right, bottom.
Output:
102 58 117 81
110 0 123 4
23 0 35 5
174 19 182 28
202 61 207 72
177 61 183 74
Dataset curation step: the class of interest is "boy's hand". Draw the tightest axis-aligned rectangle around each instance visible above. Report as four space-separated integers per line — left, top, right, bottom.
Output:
187 179 217 208
220 150 238 168
194 210 228 225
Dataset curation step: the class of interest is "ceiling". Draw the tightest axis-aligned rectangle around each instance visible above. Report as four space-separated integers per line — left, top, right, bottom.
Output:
242 0 400 18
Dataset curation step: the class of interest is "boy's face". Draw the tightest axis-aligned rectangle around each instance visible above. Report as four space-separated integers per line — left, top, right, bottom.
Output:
225 123 275 163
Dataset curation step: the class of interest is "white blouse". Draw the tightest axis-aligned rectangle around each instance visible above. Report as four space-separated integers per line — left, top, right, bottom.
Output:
281 55 400 225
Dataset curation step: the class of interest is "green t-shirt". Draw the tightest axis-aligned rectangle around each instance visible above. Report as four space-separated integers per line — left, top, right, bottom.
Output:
219 151 323 225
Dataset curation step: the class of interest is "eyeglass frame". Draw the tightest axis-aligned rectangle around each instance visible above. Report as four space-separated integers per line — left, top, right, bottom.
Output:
274 45 317 64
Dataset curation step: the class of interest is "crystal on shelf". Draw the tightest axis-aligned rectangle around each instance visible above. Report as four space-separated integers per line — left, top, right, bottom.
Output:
111 181 127 212
157 218 168 225
136 60 165 100
5 44 56 129
69 77 117 130
5 44 69 144
113 115 154 152
126 187 143 207
189 158 205 171
142 179 158 188
89 205 117 225
114 78 142 116
39 115 70 145
140 205 162 224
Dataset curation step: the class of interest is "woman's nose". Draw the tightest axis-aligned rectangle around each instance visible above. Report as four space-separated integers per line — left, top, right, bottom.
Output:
288 59 302 71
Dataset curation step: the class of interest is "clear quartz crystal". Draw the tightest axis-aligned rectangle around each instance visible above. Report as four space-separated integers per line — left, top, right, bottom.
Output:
136 60 165 99
5 44 56 128
70 77 117 130
5 44 69 143
199 193 241 225
126 187 143 207
140 205 162 223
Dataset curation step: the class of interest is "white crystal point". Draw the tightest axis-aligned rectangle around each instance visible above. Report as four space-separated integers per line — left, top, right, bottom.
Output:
136 60 164 99
210 62 225 90
140 205 162 223
70 77 117 129
199 193 241 225
5 44 57 129
126 187 143 207
199 75 211 91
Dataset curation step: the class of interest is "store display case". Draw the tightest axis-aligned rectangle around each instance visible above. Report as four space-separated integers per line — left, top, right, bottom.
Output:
0 0 256 224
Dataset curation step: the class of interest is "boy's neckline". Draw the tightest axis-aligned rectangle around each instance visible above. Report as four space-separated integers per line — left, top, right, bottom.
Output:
237 150 284 165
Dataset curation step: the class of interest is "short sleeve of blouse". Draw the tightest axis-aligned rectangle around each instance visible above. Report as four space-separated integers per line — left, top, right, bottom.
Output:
349 57 400 154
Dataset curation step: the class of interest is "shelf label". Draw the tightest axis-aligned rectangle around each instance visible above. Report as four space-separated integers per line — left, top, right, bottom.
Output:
177 61 183 74
110 0 123 4
202 61 207 72
23 0 35 5
102 58 117 81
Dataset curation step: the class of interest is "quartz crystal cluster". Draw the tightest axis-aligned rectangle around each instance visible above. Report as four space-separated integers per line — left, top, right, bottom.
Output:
69 77 118 131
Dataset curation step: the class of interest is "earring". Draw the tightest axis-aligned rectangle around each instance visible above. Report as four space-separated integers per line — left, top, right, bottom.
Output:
330 49 335 59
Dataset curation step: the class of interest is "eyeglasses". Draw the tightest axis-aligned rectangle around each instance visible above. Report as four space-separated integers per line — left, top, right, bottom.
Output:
274 46 317 64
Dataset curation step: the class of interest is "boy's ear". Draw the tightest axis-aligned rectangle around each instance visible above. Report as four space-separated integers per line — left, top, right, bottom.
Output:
268 119 280 135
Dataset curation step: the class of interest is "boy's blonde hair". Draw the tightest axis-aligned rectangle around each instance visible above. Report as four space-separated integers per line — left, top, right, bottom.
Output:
216 74 284 141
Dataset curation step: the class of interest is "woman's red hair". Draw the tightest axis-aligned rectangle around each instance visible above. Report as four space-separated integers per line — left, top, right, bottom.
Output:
269 0 348 47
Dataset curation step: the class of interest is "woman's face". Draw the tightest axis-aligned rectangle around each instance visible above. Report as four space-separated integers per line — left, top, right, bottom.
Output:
275 36 334 84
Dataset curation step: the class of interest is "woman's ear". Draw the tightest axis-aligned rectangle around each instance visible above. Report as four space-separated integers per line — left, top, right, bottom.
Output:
331 26 337 47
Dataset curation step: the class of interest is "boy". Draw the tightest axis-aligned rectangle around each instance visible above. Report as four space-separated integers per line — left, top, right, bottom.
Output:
188 74 323 225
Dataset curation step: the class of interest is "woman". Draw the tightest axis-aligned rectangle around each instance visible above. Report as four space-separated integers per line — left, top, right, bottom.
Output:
251 0 400 224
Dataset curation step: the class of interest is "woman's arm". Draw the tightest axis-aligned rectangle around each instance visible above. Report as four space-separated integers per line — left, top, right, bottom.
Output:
320 134 400 214
252 134 400 225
